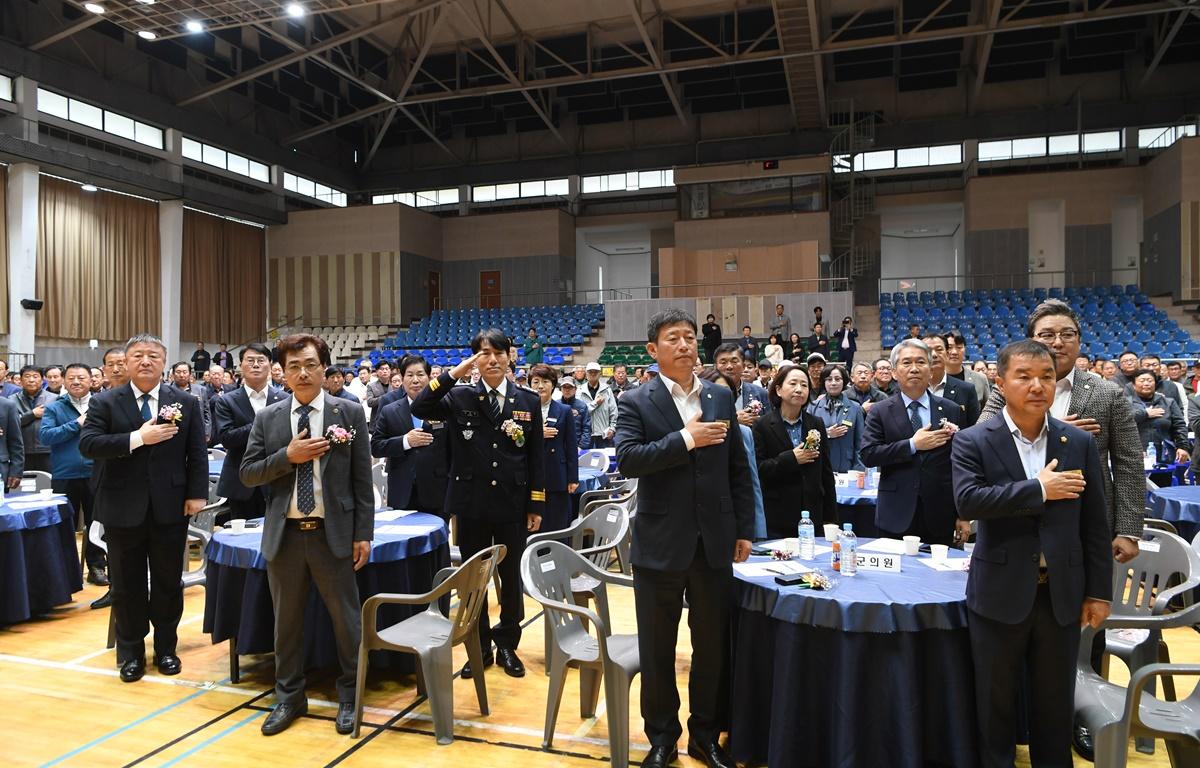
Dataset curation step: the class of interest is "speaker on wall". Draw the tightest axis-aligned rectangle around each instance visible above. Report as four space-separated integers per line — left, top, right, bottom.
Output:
19 299 43 311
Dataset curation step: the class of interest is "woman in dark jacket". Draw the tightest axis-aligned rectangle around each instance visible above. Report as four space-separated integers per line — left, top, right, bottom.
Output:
1130 369 1190 471
529 364 579 532
701 314 722 364
752 363 837 539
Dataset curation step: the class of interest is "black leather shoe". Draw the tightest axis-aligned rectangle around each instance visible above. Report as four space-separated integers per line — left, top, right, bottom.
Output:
119 658 145 683
154 654 181 676
496 647 525 678
90 590 112 609
642 745 678 768
87 567 109 586
261 702 308 736
1073 724 1095 761
335 702 354 735
686 738 735 768
460 653 494 679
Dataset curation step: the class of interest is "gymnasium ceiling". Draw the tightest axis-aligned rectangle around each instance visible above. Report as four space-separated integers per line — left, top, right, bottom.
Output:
4 0 1200 194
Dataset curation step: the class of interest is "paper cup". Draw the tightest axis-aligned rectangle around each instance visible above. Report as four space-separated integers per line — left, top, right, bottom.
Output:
903 535 921 556
783 537 800 555
823 523 839 540
229 518 246 534
930 543 949 560
39 488 54 498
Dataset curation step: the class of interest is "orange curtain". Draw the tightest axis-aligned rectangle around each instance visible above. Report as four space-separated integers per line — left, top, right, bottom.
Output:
0 166 8 334
181 209 265 344
37 176 160 339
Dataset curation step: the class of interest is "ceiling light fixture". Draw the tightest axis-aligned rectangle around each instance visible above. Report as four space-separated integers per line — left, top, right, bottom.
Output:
83 3 105 13
81 184 98 192
286 3 305 17
185 20 204 33
135 0 155 4
137 30 156 40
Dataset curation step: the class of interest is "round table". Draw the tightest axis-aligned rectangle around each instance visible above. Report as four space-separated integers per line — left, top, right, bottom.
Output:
576 464 606 493
730 540 977 768
1147 485 1200 541
209 458 223 478
202 513 449 679
0 494 82 625
834 479 881 538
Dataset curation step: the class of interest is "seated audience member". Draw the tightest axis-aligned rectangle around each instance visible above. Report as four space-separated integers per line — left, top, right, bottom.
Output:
752 363 836 538
323 366 361 403
700 367 766 540
1130 369 1190 470
846 362 887 413
526 365 578 533
861 339 967 546
370 355 451 518
12 365 57 472
738 325 760 362
873 357 898 395
558 378 592 450
713 343 771 426
807 365 865 473
806 322 829 360
763 335 784 367
951 340 1112 768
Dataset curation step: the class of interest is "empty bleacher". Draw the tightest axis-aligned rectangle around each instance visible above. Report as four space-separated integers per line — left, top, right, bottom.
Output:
376 304 604 368
298 325 393 364
598 344 654 368
879 285 1199 362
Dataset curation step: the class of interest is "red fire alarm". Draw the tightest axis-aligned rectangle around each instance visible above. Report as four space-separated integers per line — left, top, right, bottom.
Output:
762 159 779 170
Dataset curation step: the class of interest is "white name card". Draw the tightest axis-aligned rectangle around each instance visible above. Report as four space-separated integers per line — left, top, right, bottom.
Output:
854 552 902 573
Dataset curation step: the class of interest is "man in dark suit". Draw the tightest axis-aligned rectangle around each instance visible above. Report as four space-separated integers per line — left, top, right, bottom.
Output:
923 333 980 426
0 396 24 489
615 308 755 768
169 361 212 442
240 333 374 736
861 338 968 546
952 340 1112 768
713 342 771 428
370 355 449 517
212 343 234 371
79 334 208 683
212 343 288 521
412 329 546 679
323 366 361 404
190 342 211 377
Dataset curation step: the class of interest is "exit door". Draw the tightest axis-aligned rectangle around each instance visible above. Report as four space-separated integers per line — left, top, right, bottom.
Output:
480 270 501 309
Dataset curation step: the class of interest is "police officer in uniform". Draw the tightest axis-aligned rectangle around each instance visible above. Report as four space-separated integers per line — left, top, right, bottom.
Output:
412 328 545 678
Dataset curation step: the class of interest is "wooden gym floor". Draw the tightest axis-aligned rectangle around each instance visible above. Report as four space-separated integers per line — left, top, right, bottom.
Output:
0 555 1194 767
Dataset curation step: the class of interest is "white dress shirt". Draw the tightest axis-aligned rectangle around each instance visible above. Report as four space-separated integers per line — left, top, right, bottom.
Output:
901 390 932 455
660 372 703 450
402 396 423 451
244 383 269 414
128 382 162 452
287 391 325 519
1049 375 1073 421
930 373 946 399
1001 406 1050 566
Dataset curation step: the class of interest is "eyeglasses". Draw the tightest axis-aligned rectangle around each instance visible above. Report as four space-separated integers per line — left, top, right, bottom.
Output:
242 357 270 367
1033 330 1080 342
285 362 323 375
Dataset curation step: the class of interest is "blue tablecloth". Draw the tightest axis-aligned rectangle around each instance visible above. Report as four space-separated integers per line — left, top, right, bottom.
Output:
209 458 223 477
0 496 82 625
576 464 606 494
730 540 977 767
202 513 450 671
835 483 878 507
1148 485 1200 525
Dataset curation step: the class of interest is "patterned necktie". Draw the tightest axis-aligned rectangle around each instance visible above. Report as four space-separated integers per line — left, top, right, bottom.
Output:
908 400 923 435
296 405 315 514
140 394 152 421
489 389 502 422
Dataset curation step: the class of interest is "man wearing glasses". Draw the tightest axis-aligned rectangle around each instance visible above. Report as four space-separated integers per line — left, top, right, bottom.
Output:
976 298 1144 760
212 343 289 521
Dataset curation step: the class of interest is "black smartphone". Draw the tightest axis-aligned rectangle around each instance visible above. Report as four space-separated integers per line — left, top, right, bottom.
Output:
774 572 811 587
919 543 932 553
750 546 772 556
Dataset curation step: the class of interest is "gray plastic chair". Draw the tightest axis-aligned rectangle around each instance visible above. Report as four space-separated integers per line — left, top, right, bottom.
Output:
371 460 388 509
1102 529 1200 752
21 470 52 491
521 540 639 768
527 502 630 675
352 544 504 744
1076 618 1200 766
1144 518 1180 536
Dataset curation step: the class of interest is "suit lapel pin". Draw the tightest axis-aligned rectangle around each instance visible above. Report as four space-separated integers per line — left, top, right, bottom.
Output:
706 392 712 398
1084 384 1091 390
478 395 484 401
1060 435 1068 443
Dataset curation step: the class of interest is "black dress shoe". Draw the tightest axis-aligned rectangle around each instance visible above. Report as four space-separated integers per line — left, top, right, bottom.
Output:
460 652 494 679
1073 723 1095 761
87 567 109 586
119 658 145 683
261 701 308 736
642 745 678 768
154 654 181 676
90 590 112 609
496 647 525 678
335 702 354 735
686 738 736 768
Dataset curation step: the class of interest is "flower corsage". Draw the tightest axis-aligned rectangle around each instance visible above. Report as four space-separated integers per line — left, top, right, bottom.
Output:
746 399 764 416
770 549 793 561
802 429 822 451
939 418 960 435
325 424 356 445
502 419 526 447
158 403 183 425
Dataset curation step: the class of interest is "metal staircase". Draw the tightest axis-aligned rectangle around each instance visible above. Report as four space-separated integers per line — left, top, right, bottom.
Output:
825 99 879 289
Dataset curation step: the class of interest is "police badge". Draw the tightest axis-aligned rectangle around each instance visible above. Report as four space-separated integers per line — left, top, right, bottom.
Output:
462 429 474 441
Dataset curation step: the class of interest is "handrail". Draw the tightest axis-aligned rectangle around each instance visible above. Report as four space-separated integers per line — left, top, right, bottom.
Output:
226 314 304 354
877 269 1139 295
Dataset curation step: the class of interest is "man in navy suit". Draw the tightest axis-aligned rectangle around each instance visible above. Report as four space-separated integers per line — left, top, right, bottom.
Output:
615 309 755 768
370 355 449 517
952 340 1112 768
211 343 288 520
79 334 209 683
861 338 969 546
713 342 771 428
923 333 981 426
528 364 579 533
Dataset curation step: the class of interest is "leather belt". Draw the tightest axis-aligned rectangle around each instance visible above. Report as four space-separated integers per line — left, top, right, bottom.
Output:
286 517 324 532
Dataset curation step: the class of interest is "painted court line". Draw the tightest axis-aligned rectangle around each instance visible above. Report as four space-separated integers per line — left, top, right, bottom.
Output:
156 710 267 767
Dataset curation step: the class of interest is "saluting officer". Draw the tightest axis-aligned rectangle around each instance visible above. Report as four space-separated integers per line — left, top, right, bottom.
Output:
412 328 546 678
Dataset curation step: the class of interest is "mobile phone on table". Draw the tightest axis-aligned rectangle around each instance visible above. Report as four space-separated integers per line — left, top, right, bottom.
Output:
775 572 811 587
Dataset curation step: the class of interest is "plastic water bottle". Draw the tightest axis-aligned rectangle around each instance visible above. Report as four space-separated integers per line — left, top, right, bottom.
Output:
840 523 858 577
1145 443 1157 470
798 511 815 560
830 530 841 571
